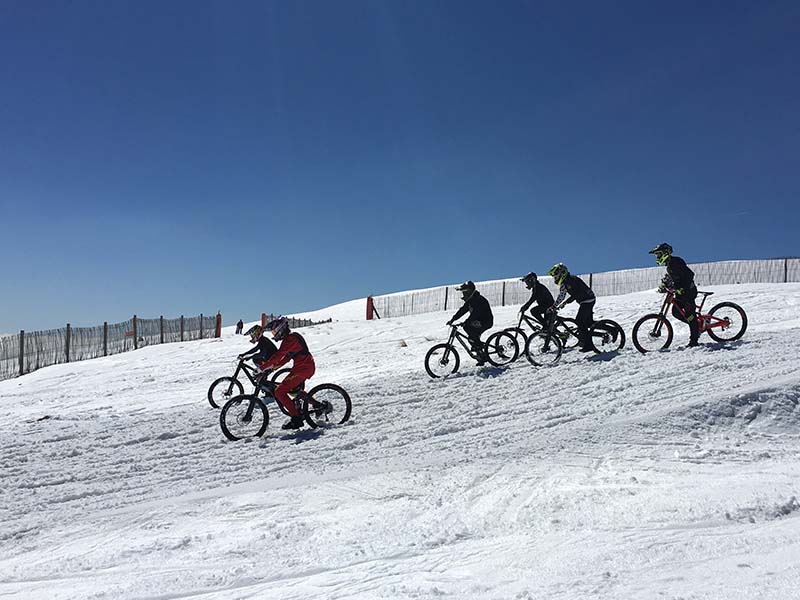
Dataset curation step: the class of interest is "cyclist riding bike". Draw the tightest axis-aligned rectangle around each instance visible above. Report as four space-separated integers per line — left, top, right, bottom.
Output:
548 263 596 352
446 281 494 366
258 316 316 429
519 272 555 326
238 325 278 371
650 242 699 347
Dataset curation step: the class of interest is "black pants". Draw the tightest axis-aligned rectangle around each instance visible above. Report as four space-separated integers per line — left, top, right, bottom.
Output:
576 300 595 347
463 319 491 350
530 306 551 327
672 288 699 342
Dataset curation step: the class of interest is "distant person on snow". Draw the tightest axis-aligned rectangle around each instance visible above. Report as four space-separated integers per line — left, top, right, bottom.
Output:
519 272 555 326
548 263 596 352
235 319 244 335
650 242 699 347
238 325 278 371
258 316 316 430
447 281 494 365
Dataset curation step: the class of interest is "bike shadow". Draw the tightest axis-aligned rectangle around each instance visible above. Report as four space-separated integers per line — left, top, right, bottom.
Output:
698 339 748 352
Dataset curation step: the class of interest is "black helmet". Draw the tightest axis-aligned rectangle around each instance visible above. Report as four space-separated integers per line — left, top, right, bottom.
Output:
521 272 538 289
265 316 290 341
456 280 476 300
245 324 263 343
649 243 673 266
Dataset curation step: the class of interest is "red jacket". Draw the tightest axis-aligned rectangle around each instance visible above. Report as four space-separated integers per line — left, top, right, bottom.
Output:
262 332 315 373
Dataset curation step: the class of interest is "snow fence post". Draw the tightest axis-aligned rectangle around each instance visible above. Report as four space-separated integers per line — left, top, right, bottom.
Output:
366 296 374 320
444 287 448 311
180 316 184 342
133 315 138 349
65 323 71 363
103 322 108 356
215 312 222 337
160 316 164 344
200 314 204 339
502 281 506 306
18 330 24 377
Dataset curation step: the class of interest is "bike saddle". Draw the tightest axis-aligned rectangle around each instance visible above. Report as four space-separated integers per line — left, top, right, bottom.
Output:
288 383 306 394
698 291 714 297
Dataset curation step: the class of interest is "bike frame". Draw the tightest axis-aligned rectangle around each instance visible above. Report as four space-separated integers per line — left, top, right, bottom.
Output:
445 324 483 360
656 290 730 334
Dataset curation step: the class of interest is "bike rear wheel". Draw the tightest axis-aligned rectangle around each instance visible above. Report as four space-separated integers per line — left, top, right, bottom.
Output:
589 319 625 353
271 368 292 384
220 394 269 440
303 383 352 428
485 331 519 365
208 376 244 409
632 314 673 353
524 331 563 366
706 302 748 342
425 344 460 378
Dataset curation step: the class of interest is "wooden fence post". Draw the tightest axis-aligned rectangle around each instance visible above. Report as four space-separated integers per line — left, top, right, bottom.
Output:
200 314 204 339
785 258 789 283
133 315 138 349
261 313 267 327
589 273 593 289
366 296 374 320
65 323 71 363
444 287 448 311
215 312 222 338
180 316 184 342
19 330 24 377
502 281 506 306
160 316 164 344
103 322 108 356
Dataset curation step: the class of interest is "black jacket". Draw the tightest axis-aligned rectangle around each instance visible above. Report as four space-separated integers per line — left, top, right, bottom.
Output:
556 274 595 306
664 256 696 291
451 291 494 327
520 283 555 313
241 336 278 360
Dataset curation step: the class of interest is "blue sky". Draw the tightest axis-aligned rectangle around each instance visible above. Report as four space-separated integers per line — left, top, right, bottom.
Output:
1 1 798 332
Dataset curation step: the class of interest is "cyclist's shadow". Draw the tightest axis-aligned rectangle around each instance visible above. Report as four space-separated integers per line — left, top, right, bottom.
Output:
584 350 623 363
278 429 325 444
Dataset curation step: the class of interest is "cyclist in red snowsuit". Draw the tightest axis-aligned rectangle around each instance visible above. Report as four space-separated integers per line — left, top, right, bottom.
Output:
260 316 316 429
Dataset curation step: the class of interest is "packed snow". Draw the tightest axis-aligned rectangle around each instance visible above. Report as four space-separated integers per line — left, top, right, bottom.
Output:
1 283 799 599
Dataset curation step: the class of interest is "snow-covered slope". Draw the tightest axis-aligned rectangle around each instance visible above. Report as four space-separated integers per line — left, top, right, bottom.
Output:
1 283 799 599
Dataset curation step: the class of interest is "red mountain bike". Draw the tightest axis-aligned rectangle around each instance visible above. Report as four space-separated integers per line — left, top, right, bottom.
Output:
632 289 747 353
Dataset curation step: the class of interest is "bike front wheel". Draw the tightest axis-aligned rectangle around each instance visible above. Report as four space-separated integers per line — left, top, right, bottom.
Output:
705 302 748 342
208 376 244 409
589 319 626 353
425 344 460 378
303 383 352 428
220 394 269 441
485 331 519 365
632 314 673 353
555 317 581 349
503 327 528 361
524 331 563 366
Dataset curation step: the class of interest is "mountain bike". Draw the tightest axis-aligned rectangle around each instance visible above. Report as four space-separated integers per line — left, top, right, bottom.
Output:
207 359 291 409
219 378 352 441
632 289 747 353
586 316 626 353
503 312 581 361
424 323 518 378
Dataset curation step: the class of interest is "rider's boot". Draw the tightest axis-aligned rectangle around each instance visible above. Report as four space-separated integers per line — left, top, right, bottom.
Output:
281 416 305 430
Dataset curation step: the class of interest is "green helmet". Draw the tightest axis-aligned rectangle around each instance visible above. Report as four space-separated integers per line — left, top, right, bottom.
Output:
649 243 673 266
548 263 569 286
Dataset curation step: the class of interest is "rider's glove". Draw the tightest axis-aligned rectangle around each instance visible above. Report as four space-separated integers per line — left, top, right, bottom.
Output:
675 288 684 296
657 282 666 293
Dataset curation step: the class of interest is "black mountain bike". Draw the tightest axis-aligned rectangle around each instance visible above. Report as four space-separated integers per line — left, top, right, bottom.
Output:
504 312 581 361
220 379 352 441
585 316 626 353
207 359 291 409
424 323 518 378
